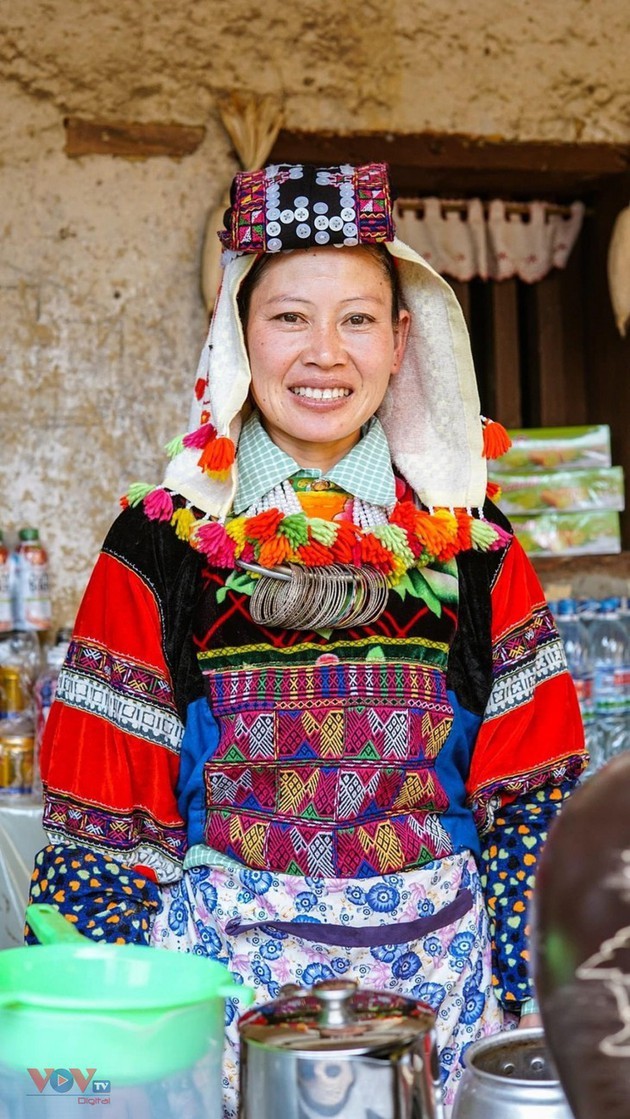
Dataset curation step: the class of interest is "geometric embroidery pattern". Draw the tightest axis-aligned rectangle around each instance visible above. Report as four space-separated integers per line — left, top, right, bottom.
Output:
57 640 182 753
202 660 454 876
43 788 187 876
484 606 568 722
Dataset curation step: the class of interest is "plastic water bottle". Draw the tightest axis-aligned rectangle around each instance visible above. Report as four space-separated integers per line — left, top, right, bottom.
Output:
33 628 72 796
590 598 630 761
0 531 12 632
555 598 599 773
10 527 51 632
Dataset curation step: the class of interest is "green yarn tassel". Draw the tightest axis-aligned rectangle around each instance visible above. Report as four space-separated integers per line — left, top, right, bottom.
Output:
126 482 154 507
470 518 499 550
371 523 415 565
278 513 309 548
165 434 185 459
308 517 338 547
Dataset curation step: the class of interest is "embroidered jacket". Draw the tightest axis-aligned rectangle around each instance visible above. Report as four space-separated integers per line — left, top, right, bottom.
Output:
32 499 586 1009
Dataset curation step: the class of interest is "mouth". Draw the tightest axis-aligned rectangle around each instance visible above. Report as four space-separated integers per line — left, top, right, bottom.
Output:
290 386 352 401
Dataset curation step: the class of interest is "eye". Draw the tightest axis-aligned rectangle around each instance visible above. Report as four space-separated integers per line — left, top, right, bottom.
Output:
346 313 374 326
273 311 302 323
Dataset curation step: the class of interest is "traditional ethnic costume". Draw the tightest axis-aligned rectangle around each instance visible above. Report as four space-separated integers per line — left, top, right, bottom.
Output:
29 163 586 1117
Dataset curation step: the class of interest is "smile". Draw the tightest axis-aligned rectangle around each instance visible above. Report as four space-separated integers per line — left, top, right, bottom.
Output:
290 387 352 400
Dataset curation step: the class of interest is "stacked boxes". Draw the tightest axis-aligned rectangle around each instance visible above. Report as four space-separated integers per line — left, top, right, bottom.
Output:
489 426 625 557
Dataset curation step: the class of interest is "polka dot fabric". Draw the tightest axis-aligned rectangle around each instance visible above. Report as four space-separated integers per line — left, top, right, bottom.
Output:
219 162 395 254
26 844 162 946
479 782 574 1010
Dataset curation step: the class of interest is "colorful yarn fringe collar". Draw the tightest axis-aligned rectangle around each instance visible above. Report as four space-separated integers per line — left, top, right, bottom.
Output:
122 484 512 584
122 416 513 582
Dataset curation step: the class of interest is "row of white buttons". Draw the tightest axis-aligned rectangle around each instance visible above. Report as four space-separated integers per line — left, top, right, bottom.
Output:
266 206 357 225
267 233 360 249
266 220 359 239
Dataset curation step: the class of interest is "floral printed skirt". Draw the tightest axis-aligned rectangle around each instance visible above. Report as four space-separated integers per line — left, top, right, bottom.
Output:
151 851 507 1118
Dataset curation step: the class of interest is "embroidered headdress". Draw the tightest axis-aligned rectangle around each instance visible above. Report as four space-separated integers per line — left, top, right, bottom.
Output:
126 162 510 586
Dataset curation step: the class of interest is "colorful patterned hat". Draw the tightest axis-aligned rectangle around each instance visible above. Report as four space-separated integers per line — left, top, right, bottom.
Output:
219 162 394 254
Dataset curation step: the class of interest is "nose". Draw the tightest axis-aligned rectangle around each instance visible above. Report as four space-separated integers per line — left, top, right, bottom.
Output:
302 320 346 370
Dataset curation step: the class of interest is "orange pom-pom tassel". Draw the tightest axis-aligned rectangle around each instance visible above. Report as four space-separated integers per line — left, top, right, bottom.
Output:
486 479 502 501
482 417 512 460
258 535 292 568
246 508 284 542
197 435 235 478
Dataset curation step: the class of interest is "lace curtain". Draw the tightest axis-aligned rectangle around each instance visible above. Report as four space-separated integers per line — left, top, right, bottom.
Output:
395 198 585 283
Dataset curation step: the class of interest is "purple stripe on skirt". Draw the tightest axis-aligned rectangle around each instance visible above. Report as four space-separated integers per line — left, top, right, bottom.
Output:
225 886 473 947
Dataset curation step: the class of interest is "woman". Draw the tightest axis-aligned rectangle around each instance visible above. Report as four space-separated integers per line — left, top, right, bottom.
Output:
29 162 586 1116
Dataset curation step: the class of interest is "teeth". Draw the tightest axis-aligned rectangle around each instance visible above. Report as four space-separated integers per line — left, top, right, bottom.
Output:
292 386 351 400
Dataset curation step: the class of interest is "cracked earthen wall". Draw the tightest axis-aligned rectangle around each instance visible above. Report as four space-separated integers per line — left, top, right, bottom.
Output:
1 0 629 628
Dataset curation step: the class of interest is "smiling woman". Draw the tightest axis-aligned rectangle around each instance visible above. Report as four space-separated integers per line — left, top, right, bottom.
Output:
244 246 410 471
27 162 587 1119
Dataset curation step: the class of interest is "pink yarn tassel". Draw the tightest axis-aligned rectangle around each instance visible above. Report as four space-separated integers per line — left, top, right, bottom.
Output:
193 522 237 567
143 488 174 522
488 523 513 551
183 422 216 450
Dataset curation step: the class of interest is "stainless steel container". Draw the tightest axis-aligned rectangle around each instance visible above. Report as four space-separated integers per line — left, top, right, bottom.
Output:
238 979 444 1119
452 1028 574 1119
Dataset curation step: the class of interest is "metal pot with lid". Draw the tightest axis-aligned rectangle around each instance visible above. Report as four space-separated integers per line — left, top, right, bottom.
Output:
451 1028 574 1119
238 978 444 1119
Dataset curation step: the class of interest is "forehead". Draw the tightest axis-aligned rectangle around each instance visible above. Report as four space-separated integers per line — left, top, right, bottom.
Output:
250 245 389 296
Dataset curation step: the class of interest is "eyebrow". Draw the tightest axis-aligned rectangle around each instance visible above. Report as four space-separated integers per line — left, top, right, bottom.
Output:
261 294 386 307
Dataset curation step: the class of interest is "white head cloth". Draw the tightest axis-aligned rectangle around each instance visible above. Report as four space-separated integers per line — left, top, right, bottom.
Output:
163 238 485 520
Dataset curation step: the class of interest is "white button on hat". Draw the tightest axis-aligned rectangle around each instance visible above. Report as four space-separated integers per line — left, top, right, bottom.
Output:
266 221 281 236
340 208 356 222
328 216 344 232
294 196 309 207
314 231 330 244
313 202 329 214
343 222 358 237
296 223 311 238
267 238 283 251
294 207 309 222
280 209 295 224
314 215 329 230
266 208 281 221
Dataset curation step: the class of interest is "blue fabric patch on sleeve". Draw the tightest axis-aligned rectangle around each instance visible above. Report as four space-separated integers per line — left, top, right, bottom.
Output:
176 697 221 847
434 691 482 857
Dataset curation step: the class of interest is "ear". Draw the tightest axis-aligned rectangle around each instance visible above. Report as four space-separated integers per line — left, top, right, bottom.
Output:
390 309 411 376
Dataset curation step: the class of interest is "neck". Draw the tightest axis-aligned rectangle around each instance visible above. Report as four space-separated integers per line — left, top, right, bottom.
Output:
263 426 361 475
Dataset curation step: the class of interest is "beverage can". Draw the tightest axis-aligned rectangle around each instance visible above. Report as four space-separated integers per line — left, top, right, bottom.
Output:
0 666 25 719
11 527 51 632
0 731 34 793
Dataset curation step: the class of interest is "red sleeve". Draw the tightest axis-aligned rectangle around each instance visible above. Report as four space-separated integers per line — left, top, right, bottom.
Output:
40 550 187 883
466 537 587 832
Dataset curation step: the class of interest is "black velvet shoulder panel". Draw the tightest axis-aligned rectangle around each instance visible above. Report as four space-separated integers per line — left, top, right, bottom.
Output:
102 505 206 719
447 499 512 717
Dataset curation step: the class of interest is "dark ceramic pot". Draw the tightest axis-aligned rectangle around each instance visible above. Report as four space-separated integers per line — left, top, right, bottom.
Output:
534 755 630 1119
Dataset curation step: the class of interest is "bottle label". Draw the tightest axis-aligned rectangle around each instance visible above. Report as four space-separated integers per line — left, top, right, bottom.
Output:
0 550 11 632
11 546 51 631
594 666 629 718
573 677 594 705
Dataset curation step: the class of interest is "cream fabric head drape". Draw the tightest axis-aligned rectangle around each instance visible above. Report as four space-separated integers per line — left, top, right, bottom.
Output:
394 198 585 284
201 93 284 311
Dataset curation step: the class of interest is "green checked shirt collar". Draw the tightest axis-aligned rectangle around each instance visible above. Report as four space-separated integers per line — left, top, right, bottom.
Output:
233 411 397 514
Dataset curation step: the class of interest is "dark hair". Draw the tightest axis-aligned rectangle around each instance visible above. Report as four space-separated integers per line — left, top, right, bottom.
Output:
237 244 405 329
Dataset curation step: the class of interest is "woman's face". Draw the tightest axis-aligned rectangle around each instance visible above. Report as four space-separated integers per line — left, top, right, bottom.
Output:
245 246 410 472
